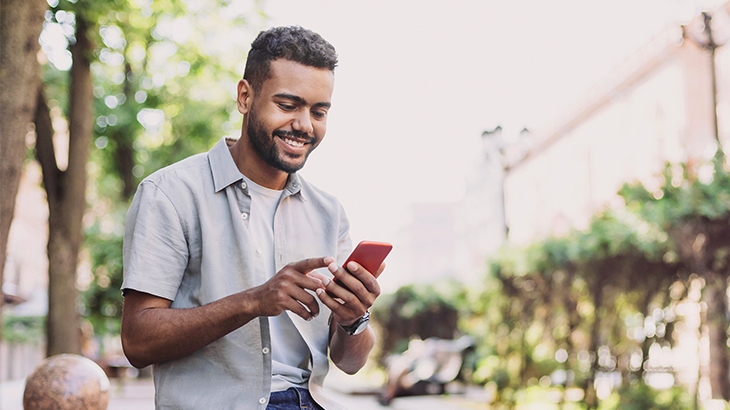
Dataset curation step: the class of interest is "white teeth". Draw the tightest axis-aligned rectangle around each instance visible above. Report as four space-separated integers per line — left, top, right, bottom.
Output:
283 137 304 148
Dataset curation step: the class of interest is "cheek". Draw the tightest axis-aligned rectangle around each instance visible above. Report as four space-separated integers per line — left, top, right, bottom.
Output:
256 106 289 131
313 122 327 138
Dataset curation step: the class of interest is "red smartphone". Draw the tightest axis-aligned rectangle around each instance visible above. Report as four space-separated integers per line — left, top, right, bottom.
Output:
334 240 393 292
344 241 393 277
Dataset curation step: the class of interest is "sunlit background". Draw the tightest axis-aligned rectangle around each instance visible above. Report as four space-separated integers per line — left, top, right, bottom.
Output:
6 0 730 408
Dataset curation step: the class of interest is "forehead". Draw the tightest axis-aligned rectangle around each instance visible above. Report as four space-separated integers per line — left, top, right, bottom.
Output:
260 59 335 102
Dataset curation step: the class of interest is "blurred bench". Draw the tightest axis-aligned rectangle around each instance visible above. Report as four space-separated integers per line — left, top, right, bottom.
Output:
379 335 475 405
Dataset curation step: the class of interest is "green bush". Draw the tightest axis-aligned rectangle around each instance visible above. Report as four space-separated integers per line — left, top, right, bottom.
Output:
601 382 692 410
2 315 45 345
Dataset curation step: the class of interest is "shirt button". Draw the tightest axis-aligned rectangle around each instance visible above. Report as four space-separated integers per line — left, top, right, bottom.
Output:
262 347 270 354
241 181 247 189
256 249 263 255
259 397 267 405
241 212 248 220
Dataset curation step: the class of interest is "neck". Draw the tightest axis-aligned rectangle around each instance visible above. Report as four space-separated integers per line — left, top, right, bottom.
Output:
228 136 289 190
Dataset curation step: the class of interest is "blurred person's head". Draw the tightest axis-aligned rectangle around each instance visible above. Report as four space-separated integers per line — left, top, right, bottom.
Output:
243 26 338 93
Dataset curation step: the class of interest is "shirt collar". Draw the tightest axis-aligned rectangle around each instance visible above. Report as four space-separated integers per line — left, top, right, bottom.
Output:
284 172 305 200
208 137 305 199
209 137 244 193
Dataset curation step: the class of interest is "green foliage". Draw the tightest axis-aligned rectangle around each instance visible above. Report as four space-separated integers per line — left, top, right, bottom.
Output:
37 0 262 342
454 153 730 408
2 315 45 345
600 382 692 410
81 214 125 336
462 192 682 406
620 156 730 227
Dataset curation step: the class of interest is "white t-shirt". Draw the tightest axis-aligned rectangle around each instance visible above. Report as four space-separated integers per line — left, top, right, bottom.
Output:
244 176 312 392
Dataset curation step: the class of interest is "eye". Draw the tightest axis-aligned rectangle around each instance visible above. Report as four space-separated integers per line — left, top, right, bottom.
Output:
312 110 327 119
278 103 296 111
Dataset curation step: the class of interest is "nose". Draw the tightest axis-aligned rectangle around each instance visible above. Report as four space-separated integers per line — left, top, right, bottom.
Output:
292 110 314 135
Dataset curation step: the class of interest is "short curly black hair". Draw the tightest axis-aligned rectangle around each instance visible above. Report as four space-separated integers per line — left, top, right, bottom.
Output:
243 26 338 92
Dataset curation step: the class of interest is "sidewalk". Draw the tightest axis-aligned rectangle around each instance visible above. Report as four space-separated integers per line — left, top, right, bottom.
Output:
2 368 489 410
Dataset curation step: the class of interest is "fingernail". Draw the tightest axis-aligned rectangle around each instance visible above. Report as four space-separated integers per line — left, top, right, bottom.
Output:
316 288 324 295
324 256 335 264
328 262 339 274
320 276 331 286
347 261 358 272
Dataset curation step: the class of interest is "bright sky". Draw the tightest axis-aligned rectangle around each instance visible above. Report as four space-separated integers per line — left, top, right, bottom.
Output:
264 1 720 287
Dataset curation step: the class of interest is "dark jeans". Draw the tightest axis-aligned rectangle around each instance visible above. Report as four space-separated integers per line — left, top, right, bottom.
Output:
267 387 324 410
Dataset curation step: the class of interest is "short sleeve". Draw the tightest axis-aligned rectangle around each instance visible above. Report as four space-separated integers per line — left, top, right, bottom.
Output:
122 180 189 300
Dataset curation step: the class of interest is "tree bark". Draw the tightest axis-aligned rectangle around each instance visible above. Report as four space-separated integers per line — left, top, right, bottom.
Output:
114 62 136 200
583 273 605 410
704 274 730 400
672 221 730 400
35 16 94 356
0 0 47 340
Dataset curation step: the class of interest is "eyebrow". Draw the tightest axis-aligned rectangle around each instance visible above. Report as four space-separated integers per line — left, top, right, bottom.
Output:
274 93 331 109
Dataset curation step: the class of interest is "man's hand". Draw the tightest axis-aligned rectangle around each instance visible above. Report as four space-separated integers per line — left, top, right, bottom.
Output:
310 257 383 326
248 257 330 321
308 257 382 374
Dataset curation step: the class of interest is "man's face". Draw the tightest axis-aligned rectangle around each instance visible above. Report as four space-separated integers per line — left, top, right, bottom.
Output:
245 59 334 174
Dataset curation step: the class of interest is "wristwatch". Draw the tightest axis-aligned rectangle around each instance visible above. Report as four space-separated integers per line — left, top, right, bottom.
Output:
337 311 370 336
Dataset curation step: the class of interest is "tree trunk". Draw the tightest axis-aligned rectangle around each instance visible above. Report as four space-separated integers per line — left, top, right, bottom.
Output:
114 62 136 200
583 275 605 410
704 274 730 400
0 0 47 340
35 16 94 356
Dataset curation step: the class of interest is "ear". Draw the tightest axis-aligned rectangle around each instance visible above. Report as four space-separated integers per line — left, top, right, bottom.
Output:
237 79 254 114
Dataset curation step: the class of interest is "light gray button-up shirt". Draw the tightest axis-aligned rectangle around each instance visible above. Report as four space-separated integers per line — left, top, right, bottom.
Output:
122 137 352 409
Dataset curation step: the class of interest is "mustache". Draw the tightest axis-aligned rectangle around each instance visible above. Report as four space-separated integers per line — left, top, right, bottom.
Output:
273 129 314 143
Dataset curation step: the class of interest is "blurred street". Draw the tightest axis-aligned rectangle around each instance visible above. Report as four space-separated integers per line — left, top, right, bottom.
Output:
1 367 489 410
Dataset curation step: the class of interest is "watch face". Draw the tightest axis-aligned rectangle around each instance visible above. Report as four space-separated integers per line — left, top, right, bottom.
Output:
342 312 370 335
352 319 370 335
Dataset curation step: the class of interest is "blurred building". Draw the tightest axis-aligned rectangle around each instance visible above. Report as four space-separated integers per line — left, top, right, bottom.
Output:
495 2 730 398
403 203 460 285
400 3 730 294
1 161 48 382
503 5 730 244
399 140 508 287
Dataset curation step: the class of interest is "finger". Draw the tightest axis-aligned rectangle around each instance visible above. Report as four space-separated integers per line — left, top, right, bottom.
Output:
310 272 352 305
298 289 321 318
297 273 325 292
314 288 362 323
289 290 321 320
373 262 386 278
288 257 333 275
322 275 368 312
325 262 379 308
288 298 317 321
307 271 329 288
343 261 380 295
280 265 325 292
326 262 367 298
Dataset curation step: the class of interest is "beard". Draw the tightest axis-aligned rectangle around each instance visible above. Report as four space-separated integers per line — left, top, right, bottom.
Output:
247 109 316 174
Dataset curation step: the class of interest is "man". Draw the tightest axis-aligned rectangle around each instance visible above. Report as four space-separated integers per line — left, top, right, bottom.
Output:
121 26 381 410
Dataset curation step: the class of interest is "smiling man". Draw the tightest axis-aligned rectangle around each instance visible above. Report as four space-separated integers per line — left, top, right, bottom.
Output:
120 26 381 410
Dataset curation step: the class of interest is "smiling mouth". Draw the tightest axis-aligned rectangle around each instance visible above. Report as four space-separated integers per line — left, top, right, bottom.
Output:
281 136 306 148
274 130 313 149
